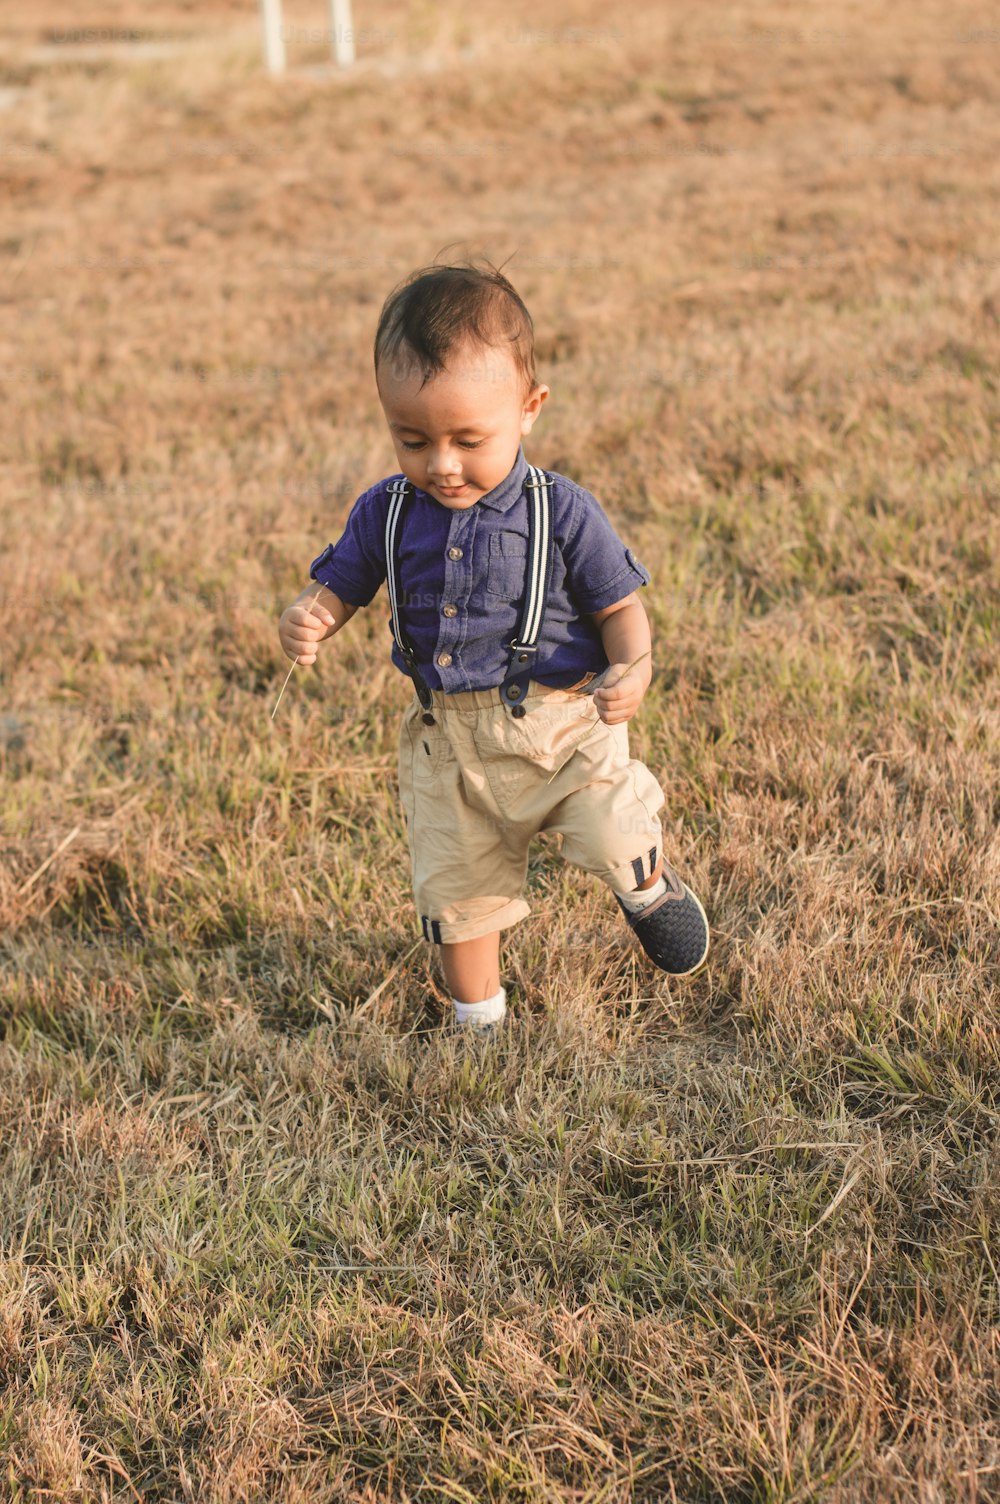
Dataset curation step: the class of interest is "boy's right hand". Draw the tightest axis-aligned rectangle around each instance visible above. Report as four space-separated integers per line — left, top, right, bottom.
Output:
278 600 336 665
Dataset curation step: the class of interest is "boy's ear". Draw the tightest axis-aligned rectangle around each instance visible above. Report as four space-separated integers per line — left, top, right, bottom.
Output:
520 383 549 433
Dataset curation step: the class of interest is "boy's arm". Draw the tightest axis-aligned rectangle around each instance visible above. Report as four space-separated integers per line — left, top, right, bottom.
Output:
587 593 652 726
278 583 359 666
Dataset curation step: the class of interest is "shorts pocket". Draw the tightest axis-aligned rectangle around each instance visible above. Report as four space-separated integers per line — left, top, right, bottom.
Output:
402 699 451 780
508 688 601 770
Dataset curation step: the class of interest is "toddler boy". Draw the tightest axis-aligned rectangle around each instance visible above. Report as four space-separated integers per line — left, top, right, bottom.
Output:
278 261 709 1032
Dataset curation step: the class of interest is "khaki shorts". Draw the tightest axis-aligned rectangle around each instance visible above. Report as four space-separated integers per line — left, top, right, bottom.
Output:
397 674 665 945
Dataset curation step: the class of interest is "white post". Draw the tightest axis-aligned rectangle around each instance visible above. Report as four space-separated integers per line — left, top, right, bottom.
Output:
329 0 356 66
258 0 285 74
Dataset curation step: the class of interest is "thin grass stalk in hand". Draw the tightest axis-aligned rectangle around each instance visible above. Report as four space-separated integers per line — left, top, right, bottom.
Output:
271 585 329 720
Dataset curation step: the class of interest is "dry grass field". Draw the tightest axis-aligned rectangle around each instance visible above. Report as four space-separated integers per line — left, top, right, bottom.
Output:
1 0 999 1498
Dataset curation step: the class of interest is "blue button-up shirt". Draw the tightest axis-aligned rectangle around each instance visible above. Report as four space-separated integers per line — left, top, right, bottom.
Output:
308 444 651 692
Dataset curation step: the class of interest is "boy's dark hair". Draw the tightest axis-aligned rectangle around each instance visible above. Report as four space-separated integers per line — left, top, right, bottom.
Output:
373 255 537 398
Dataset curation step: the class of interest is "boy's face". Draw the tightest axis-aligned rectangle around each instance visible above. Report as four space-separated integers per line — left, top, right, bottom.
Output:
376 340 549 510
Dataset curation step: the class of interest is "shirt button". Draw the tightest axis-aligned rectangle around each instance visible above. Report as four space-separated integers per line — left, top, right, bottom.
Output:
447 546 463 560
437 653 453 667
442 604 458 618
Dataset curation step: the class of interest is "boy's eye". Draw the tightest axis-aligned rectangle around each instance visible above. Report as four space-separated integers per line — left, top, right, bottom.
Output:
399 439 485 451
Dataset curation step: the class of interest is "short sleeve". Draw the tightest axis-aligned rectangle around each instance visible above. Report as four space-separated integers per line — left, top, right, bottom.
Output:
308 484 388 608
561 486 652 613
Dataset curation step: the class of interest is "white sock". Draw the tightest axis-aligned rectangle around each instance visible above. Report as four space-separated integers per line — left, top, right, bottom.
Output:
452 985 507 1026
617 873 668 912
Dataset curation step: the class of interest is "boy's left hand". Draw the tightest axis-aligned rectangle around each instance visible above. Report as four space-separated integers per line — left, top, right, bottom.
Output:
593 662 649 726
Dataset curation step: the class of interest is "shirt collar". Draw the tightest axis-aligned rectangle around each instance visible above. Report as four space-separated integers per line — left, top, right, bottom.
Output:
413 445 529 514
475 445 529 511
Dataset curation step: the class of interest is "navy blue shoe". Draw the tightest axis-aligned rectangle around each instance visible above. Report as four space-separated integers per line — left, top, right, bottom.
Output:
615 863 710 977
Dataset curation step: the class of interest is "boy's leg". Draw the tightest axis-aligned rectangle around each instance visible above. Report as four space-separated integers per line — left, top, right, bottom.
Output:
439 931 507 1031
537 721 709 975
438 931 502 1004
398 694 531 967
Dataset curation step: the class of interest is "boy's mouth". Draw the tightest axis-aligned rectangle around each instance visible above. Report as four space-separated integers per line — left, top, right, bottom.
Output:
435 482 469 497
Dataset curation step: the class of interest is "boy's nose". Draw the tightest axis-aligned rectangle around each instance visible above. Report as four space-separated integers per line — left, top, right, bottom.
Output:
427 445 463 478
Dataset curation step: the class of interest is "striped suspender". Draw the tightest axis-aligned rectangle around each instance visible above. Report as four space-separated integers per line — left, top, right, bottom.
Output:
384 465 555 719
385 477 436 723
521 463 552 647
384 478 410 665
498 463 555 716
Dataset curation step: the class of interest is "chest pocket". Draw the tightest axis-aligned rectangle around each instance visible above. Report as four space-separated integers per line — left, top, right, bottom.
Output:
485 530 528 599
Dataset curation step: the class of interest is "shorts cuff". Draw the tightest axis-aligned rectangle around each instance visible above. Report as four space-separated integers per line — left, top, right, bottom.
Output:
418 897 531 945
600 844 662 896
